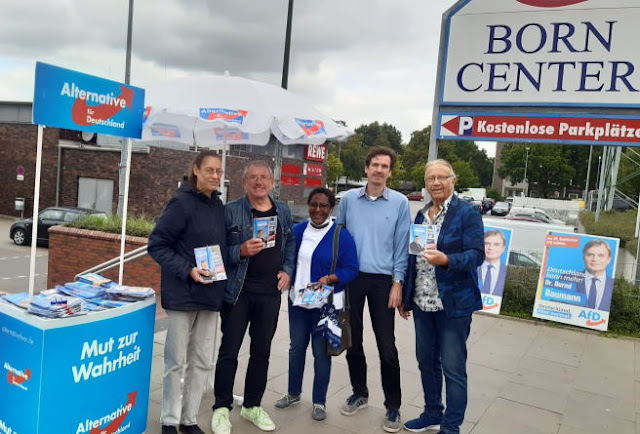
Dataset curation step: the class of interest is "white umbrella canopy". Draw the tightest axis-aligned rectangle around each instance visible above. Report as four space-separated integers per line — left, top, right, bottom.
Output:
140 75 351 148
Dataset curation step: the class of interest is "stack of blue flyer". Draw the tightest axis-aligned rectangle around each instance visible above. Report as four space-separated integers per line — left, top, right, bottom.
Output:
105 285 155 301
1 292 30 309
27 289 83 318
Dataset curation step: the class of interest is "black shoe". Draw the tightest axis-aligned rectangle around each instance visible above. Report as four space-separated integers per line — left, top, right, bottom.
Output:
179 424 205 434
162 426 178 434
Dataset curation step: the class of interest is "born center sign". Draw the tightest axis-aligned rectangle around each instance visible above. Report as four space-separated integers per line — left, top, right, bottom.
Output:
435 0 640 146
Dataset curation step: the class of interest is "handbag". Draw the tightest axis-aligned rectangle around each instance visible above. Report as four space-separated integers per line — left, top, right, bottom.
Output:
320 223 352 356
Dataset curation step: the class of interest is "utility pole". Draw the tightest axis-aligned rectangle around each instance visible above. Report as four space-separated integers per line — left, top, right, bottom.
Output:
273 0 294 199
117 0 134 215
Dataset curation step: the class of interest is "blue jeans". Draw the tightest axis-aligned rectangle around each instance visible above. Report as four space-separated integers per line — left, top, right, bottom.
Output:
413 308 472 434
287 300 332 405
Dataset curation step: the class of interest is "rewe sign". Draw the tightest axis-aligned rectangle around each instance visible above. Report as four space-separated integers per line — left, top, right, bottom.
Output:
435 0 640 146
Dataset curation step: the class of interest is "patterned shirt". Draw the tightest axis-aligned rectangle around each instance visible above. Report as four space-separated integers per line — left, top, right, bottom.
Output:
413 196 453 312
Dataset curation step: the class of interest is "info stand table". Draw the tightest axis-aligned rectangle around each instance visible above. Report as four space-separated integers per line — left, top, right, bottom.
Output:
0 297 155 434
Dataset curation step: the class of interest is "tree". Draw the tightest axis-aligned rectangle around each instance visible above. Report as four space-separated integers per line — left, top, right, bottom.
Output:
452 161 479 190
326 152 343 187
338 134 368 181
499 143 575 198
355 122 403 154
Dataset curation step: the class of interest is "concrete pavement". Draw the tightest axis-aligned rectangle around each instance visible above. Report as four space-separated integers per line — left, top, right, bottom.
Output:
145 303 640 434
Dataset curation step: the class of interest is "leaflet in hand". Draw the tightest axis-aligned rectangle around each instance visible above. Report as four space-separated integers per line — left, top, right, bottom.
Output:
293 282 333 308
253 216 277 248
194 245 227 282
409 223 437 255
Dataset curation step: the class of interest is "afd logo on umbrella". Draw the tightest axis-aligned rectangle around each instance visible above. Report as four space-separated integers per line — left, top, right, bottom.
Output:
441 115 474 136
4 361 31 391
199 108 248 124
296 119 326 136
517 0 587 7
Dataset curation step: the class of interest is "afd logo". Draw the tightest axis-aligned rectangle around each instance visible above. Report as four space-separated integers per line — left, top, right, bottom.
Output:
441 116 474 136
517 0 587 7
199 108 248 124
578 310 606 327
295 118 327 137
481 295 500 310
4 362 31 390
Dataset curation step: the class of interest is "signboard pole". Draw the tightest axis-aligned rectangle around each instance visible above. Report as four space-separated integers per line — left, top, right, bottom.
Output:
595 147 609 222
428 8 450 162
118 138 133 285
28 125 45 299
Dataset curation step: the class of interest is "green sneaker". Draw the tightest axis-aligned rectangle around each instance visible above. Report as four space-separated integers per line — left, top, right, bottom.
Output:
210 407 232 434
241 406 276 431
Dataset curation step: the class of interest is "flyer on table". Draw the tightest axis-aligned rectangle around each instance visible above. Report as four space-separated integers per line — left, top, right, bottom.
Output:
478 226 512 315
532 232 619 331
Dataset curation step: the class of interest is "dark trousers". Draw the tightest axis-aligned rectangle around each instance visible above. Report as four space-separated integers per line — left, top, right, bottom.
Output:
212 291 281 410
346 272 401 409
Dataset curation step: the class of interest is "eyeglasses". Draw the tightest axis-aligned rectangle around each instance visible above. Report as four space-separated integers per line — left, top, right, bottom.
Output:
308 202 331 210
425 174 454 184
202 168 224 176
246 175 272 182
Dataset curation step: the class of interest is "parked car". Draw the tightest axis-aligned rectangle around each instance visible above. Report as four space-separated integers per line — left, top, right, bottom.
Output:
508 251 542 268
335 190 350 203
491 201 511 216
406 191 423 201
507 207 565 225
9 206 107 246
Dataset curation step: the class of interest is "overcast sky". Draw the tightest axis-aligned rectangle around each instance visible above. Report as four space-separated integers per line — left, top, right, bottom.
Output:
0 0 495 156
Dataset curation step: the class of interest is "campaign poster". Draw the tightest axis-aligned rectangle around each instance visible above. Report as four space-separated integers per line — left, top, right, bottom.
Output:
478 226 512 315
532 232 619 331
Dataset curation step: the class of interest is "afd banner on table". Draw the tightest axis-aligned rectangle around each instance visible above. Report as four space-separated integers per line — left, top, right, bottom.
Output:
478 226 512 315
533 232 619 331
33 62 145 139
0 299 155 434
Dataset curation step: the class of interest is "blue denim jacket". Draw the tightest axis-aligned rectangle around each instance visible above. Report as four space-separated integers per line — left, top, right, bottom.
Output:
224 195 296 304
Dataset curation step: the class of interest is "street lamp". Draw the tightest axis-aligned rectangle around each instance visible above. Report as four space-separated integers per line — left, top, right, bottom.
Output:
523 147 530 197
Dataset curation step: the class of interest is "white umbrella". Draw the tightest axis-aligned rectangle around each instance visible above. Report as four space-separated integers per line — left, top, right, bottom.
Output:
141 74 350 159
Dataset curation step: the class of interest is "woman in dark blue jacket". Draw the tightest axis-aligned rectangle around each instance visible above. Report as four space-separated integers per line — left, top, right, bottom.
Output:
148 151 227 434
274 188 359 422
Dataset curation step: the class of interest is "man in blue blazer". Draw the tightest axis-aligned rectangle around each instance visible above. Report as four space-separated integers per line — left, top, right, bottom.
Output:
575 240 614 311
401 160 484 434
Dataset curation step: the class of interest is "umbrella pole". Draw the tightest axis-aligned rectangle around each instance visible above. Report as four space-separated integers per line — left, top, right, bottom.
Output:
221 126 227 203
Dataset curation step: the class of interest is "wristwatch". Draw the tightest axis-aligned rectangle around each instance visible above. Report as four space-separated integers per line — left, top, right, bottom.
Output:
393 279 404 285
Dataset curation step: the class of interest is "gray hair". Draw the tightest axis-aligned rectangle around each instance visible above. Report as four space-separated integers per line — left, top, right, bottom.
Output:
242 160 274 181
425 159 457 178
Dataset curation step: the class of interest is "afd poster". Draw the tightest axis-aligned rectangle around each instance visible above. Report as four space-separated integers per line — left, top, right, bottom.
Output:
532 232 619 331
478 226 512 315
33 62 145 139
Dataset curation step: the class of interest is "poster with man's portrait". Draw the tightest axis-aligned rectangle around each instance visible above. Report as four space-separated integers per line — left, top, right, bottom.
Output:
478 226 512 314
532 232 619 331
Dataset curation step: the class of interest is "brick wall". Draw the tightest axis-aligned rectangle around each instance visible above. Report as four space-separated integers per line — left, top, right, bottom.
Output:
0 124 59 217
47 225 161 292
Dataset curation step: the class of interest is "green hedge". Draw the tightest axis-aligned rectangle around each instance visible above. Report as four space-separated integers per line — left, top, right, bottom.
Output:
65 214 155 238
580 210 637 255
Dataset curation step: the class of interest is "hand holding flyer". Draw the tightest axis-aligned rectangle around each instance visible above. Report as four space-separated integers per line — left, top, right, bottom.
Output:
293 283 333 308
253 216 277 248
194 245 227 282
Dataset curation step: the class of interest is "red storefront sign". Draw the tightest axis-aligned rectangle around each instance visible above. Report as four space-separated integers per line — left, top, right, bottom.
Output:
304 163 323 177
305 144 327 161
304 177 322 187
281 176 300 186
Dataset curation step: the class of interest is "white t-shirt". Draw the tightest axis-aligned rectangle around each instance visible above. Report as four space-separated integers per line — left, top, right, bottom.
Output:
290 221 333 306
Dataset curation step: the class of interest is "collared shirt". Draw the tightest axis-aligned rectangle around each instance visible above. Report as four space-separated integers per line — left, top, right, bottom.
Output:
336 185 410 280
413 195 453 312
479 261 502 294
584 271 606 309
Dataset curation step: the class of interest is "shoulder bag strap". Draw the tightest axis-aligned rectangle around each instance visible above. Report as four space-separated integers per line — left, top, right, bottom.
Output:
328 224 342 305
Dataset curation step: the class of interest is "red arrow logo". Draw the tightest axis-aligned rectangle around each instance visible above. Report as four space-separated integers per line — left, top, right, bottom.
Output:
517 0 587 7
71 86 134 126
90 391 137 434
483 303 500 310
442 116 461 135
7 368 31 385
301 121 325 136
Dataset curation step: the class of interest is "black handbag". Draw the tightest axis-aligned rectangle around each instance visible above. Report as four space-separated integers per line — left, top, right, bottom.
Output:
326 224 352 356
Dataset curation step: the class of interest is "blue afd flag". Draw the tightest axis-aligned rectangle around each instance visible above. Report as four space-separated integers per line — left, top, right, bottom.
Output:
33 62 145 139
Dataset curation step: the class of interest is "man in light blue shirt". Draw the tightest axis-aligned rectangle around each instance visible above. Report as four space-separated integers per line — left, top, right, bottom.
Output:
336 146 410 433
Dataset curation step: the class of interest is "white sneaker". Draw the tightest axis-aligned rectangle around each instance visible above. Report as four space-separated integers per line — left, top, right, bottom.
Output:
211 407 232 434
240 406 276 431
